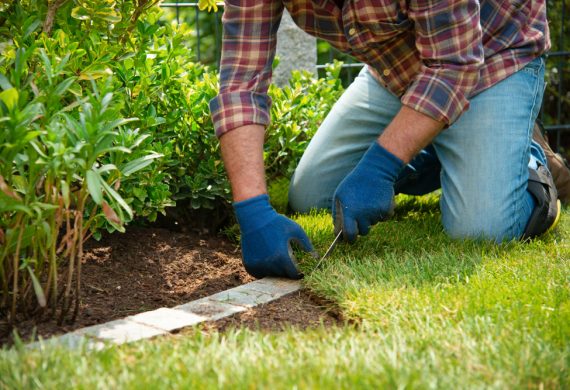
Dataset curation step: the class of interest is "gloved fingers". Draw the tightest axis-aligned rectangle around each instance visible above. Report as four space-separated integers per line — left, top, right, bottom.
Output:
357 217 371 236
285 227 316 279
289 225 315 253
281 246 304 279
341 213 358 243
333 198 348 238
334 199 359 242
241 236 302 279
242 253 302 280
388 199 396 218
275 242 304 279
242 263 265 279
333 198 344 236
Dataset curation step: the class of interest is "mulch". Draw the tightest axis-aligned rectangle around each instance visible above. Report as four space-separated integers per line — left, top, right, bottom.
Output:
1 226 339 346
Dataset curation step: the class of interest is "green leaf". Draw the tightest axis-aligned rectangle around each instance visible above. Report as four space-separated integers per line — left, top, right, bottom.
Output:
55 54 71 75
41 221 55 247
86 170 103 205
0 73 13 90
132 187 146 201
97 173 133 219
131 134 150 148
97 164 118 173
107 117 139 130
14 47 34 88
96 146 131 155
92 230 102 241
68 83 82 97
11 175 27 194
121 153 163 176
5 225 35 252
22 130 43 143
27 266 47 308
23 18 41 39
78 67 112 80
54 77 78 97
0 88 18 111
100 12 121 23
38 49 53 84
71 6 91 20
0 195 31 214
116 52 135 61
61 179 71 208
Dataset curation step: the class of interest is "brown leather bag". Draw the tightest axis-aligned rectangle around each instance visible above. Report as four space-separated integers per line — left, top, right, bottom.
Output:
533 121 570 205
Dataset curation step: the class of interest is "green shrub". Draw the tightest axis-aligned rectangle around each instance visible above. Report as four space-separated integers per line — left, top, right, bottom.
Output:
0 0 180 323
0 0 344 326
266 62 344 181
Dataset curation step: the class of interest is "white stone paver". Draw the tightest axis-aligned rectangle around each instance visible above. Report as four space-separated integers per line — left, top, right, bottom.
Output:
207 286 275 308
247 278 301 297
174 297 246 321
27 332 105 351
129 307 206 332
26 277 302 349
75 319 167 344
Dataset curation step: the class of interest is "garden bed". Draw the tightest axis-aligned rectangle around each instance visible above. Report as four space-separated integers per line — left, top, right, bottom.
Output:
1 226 337 346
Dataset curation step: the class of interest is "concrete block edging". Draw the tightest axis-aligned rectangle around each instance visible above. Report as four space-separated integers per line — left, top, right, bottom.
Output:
28 277 301 350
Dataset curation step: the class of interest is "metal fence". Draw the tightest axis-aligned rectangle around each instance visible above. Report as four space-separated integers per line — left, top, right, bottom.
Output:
160 2 570 155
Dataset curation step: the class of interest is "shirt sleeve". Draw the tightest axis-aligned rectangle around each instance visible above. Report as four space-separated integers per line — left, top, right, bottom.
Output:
401 0 484 125
209 0 284 137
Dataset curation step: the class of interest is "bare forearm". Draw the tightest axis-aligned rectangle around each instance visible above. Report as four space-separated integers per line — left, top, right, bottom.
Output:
378 106 444 163
220 124 267 202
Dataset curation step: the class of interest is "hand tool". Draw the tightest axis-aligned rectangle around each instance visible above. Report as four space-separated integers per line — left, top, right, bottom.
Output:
313 229 343 270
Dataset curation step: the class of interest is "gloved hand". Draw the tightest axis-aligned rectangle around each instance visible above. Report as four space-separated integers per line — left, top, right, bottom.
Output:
333 141 404 242
234 194 315 279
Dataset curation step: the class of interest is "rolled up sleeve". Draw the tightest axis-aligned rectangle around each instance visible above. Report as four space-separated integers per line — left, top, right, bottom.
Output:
401 0 484 125
209 0 284 137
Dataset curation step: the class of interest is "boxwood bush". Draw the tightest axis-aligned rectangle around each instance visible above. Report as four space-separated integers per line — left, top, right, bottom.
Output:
0 0 343 326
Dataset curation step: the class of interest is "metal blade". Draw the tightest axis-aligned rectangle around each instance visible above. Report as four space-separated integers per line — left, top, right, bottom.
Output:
313 229 343 270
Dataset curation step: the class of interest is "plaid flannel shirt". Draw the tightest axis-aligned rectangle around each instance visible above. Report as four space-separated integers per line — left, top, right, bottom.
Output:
210 0 550 137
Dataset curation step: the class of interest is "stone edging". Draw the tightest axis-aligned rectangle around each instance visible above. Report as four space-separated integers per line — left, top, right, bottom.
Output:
28 277 301 350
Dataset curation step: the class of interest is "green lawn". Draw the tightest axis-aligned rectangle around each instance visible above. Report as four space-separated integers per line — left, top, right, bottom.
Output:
1 194 568 389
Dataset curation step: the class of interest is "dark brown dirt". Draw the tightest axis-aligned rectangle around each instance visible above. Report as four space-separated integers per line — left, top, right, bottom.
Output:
2 226 338 345
202 290 341 333
3 226 251 345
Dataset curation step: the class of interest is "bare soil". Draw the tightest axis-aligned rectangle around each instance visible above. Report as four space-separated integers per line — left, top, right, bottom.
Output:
202 290 341 332
2 226 338 345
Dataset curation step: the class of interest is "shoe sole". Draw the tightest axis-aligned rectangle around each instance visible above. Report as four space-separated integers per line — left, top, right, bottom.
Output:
546 199 562 235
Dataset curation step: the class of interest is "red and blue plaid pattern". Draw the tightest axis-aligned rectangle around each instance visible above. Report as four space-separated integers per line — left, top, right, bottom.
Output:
210 0 550 136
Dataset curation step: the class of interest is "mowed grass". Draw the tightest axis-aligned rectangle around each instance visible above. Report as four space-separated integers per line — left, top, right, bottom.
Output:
1 194 568 389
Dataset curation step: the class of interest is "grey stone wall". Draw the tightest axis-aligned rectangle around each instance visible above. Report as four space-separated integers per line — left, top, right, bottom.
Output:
273 9 317 87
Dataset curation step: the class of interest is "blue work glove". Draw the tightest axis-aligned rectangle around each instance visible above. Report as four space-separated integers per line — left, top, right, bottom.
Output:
333 142 404 243
234 194 315 279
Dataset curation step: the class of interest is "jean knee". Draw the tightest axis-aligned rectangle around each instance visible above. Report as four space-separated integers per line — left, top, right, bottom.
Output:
288 172 332 213
441 204 517 242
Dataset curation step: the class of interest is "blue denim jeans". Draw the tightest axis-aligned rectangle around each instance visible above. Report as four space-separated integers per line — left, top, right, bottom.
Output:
289 57 546 241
